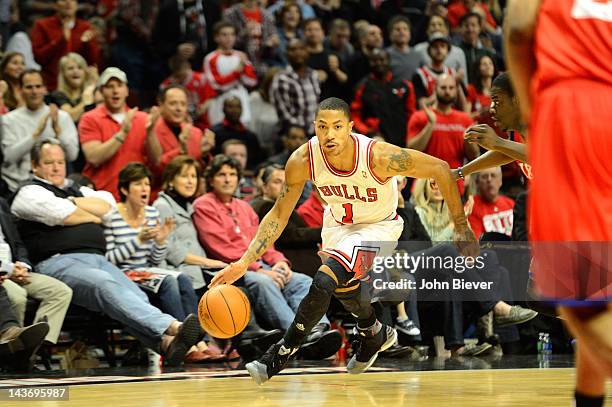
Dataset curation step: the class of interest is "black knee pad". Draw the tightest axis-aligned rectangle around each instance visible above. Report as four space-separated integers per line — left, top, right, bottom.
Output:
311 270 337 299
323 257 352 286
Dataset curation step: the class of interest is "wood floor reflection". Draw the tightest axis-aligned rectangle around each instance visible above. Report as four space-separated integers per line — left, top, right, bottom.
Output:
4 368 611 407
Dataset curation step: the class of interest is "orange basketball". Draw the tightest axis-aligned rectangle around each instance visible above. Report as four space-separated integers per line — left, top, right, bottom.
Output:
198 285 250 339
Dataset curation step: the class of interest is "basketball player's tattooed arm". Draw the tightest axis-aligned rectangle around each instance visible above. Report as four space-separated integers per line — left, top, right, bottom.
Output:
505 0 542 123
372 141 479 257
209 146 309 287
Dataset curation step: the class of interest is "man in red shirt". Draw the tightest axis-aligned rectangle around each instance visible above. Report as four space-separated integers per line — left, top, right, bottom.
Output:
79 68 160 199
407 74 479 192
31 0 101 90
148 85 214 196
193 155 341 358
506 1 612 405
468 167 514 239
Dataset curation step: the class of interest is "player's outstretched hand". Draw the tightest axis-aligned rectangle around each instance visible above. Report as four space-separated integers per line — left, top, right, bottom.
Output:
209 261 248 288
464 124 499 151
453 226 480 259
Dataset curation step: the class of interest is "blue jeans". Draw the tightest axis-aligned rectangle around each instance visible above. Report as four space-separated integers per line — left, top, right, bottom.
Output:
37 253 175 349
244 268 330 330
156 273 199 321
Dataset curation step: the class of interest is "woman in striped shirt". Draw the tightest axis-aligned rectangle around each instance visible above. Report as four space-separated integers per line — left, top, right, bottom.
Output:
104 163 223 363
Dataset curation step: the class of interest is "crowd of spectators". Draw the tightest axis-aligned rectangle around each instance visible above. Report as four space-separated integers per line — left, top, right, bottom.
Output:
0 0 546 371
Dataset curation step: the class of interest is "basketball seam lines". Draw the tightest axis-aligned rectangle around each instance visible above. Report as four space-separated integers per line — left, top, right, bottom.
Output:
218 290 237 335
205 291 230 336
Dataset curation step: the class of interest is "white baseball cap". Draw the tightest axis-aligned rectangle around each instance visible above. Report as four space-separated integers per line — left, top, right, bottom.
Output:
97 67 128 87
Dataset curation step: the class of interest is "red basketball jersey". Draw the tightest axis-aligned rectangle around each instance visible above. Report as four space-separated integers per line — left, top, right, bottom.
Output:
532 0 612 95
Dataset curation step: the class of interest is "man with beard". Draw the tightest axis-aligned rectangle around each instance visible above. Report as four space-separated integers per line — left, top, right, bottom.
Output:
407 74 479 194
350 48 416 147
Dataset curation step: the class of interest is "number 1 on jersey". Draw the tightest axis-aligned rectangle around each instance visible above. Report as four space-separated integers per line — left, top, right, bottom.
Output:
342 203 354 224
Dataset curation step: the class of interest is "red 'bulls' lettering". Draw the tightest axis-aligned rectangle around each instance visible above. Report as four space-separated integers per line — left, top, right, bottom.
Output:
366 188 377 202
316 184 378 202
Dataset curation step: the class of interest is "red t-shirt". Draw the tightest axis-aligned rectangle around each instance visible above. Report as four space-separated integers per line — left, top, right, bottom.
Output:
468 194 515 239
447 2 497 30
466 84 491 113
296 192 324 228
242 7 262 23
407 108 473 170
79 105 148 199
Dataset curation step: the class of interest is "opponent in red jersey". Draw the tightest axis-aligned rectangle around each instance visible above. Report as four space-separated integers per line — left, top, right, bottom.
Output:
506 1 612 405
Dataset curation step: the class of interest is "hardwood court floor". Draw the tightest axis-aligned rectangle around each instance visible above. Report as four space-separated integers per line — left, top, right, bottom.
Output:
2 367 612 407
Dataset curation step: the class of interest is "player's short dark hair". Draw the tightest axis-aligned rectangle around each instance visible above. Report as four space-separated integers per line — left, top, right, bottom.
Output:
213 20 235 36
316 97 350 121
492 72 515 97
460 12 482 27
204 154 243 191
387 15 411 35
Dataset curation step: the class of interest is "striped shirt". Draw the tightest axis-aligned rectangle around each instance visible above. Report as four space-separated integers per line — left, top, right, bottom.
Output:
103 206 168 270
270 65 320 135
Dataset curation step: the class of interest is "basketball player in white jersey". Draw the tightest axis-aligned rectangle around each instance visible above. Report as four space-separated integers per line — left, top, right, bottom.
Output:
210 98 478 384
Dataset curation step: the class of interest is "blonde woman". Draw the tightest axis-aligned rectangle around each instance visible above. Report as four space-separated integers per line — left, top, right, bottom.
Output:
411 178 455 243
50 53 98 123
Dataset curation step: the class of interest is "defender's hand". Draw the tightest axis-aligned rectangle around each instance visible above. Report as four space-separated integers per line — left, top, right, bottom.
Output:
209 261 248 288
464 124 500 151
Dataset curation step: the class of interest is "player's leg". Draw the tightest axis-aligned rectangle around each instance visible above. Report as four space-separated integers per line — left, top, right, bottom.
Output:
245 261 339 384
331 260 396 374
574 341 606 407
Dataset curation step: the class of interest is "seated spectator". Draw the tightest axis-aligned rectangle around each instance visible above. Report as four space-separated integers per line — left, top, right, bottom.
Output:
247 67 281 157
412 33 459 109
79 67 159 199
153 0 208 71
407 74 479 193
351 48 416 147
304 18 348 101
447 0 498 34
296 186 325 228
104 163 221 363
270 39 320 136
267 0 315 21
468 167 514 239
414 15 468 86
276 2 304 66
1 69 78 192
204 21 257 126
0 284 49 372
251 164 321 276
11 139 201 366
0 198 72 348
160 56 216 131
153 156 284 360
31 0 101 90
457 13 497 83
323 19 353 66
221 139 256 201
193 155 341 359
465 54 496 117
148 85 212 192
385 16 421 84
411 178 455 243
266 125 307 166
223 0 281 77
210 97 263 170
0 52 26 113
347 23 384 91
49 52 97 123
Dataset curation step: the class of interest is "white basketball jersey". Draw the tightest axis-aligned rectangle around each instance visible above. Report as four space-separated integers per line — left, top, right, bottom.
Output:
307 133 398 225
